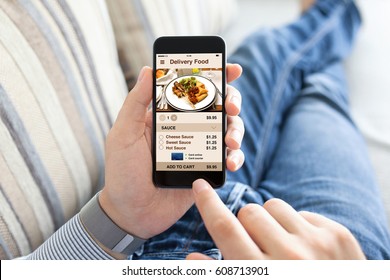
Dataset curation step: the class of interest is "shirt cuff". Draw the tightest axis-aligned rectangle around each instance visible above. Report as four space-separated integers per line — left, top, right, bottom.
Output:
26 214 114 260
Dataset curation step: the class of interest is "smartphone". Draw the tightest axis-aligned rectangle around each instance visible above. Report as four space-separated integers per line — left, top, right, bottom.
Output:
153 36 226 188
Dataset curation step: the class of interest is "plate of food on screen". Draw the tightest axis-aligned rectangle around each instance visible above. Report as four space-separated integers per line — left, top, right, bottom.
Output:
165 76 216 111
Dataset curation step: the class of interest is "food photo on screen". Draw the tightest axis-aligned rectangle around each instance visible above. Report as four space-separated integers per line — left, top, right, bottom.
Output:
155 68 223 112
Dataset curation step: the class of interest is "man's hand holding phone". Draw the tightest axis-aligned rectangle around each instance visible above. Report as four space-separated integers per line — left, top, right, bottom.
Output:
99 64 244 241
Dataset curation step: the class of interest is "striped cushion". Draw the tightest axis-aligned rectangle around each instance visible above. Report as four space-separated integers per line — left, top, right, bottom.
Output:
0 0 127 259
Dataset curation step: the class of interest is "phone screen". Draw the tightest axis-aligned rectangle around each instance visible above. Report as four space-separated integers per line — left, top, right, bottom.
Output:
153 37 225 187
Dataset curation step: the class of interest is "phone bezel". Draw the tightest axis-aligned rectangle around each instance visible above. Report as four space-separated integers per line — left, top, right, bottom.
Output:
152 36 226 188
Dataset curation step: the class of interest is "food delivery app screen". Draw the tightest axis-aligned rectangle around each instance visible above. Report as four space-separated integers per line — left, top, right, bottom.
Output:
155 53 223 171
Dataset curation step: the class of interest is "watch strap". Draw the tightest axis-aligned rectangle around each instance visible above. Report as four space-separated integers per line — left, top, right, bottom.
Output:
80 192 146 255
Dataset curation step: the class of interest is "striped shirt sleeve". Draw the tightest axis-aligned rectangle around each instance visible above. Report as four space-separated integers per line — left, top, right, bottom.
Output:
25 214 114 260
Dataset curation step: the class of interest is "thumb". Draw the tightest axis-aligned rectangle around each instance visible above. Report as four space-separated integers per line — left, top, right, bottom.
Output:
113 67 153 139
131 66 153 107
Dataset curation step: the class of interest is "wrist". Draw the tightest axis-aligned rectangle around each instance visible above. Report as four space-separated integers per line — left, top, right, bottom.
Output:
80 192 147 256
98 188 153 239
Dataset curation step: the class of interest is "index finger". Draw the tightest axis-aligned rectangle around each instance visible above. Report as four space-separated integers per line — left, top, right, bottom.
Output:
192 179 264 259
227 63 242 83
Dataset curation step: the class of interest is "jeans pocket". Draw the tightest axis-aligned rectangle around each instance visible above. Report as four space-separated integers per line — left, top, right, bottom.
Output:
219 182 250 215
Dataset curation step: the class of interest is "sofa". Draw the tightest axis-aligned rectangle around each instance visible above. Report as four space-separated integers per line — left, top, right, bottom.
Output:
0 0 388 259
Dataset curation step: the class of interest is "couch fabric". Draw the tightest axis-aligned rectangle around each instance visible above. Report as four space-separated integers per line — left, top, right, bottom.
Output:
0 0 126 259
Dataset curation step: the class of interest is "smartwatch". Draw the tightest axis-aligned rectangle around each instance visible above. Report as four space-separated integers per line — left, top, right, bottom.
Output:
80 192 146 255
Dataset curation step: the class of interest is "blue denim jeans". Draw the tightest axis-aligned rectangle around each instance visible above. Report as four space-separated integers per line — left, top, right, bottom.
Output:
132 0 390 260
